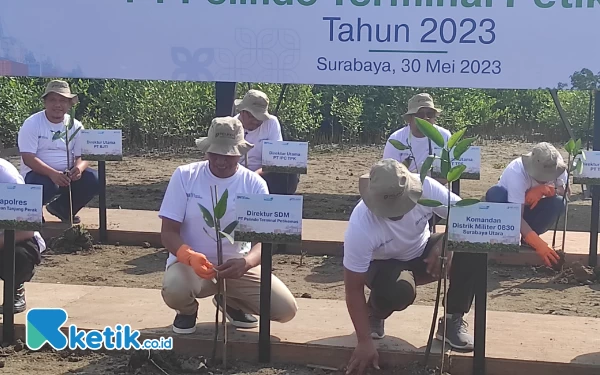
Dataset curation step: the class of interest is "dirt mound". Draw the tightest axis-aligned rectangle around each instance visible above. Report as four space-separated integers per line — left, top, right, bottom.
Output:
47 225 95 254
553 262 600 285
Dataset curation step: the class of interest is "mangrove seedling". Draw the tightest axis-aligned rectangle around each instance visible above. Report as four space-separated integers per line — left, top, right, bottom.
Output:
551 138 585 268
402 118 479 374
198 187 239 369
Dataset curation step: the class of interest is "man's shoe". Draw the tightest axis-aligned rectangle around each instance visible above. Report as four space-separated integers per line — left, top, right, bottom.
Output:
0 284 27 314
46 204 81 224
172 312 197 334
435 313 474 351
212 295 258 329
369 315 385 339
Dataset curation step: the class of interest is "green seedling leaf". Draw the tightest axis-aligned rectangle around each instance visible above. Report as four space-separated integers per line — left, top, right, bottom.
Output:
198 203 215 228
453 137 476 160
389 139 409 151
219 231 235 244
52 131 65 141
564 139 575 154
420 155 435 183
221 220 239 235
574 139 582 155
576 158 584 175
214 189 229 220
415 117 444 148
441 149 450 179
68 127 81 143
447 164 467 182
447 128 466 150
418 199 444 207
455 198 480 207
581 150 586 161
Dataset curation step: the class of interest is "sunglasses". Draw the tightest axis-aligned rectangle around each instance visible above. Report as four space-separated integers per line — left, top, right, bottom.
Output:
415 109 438 120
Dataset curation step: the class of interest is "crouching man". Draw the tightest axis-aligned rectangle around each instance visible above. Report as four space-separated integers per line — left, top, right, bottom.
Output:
485 142 566 268
0 158 46 313
159 116 297 334
343 159 476 374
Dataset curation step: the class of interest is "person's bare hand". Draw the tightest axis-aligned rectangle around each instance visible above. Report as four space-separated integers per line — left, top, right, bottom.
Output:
346 340 379 375
50 170 71 187
424 241 453 278
214 258 250 279
69 166 82 181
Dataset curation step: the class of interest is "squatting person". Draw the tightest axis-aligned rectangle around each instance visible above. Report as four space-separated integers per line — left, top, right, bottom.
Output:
159 116 298 334
17 80 99 224
342 159 476 375
0 157 46 313
234 89 299 195
485 142 567 267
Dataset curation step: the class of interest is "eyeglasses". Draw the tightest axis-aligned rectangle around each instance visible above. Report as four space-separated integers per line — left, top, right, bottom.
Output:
415 110 438 120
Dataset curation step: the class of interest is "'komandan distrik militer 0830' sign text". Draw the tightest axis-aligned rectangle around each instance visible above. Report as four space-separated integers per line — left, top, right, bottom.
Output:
448 202 521 247
0 0 598 90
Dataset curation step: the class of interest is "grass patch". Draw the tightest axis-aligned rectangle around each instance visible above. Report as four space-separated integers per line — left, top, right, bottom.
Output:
432 171 480 180
0 219 41 231
573 177 600 186
235 231 302 244
262 166 307 174
81 154 123 161
448 241 522 253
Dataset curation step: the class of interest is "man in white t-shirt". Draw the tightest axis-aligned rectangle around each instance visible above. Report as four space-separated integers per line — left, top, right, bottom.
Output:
485 142 566 267
383 93 451 182
17 80 99 224
234 89 299 195
343 159 476 374
0 158 46 314
160 116 297 334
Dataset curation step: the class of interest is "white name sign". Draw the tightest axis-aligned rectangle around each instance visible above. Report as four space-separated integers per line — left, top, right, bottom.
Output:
1 1 599 90
0 184 43 231
573 151 600 184
262 141 308 174
81 130 123 161
449 202 521 245
432 146 481 180
235 194 303 244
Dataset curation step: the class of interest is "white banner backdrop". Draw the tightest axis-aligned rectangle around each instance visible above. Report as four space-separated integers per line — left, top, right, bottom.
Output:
0 0 598 89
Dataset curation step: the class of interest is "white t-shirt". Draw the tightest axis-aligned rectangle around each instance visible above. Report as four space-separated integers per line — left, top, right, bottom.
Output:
17 110 84 177
383 125 452 173
0 158 47 253
234 114 283 172
159 161 269 268
496 157 568 205
343 176 460 273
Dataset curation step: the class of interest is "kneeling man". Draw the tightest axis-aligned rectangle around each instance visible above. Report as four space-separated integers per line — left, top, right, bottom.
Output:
343 159 476 374
485 142 566 268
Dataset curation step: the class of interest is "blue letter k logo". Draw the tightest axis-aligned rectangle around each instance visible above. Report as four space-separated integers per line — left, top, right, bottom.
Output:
26 308 69 350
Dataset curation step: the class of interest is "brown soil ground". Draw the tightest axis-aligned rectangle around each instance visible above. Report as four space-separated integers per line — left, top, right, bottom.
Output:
2 140 599 374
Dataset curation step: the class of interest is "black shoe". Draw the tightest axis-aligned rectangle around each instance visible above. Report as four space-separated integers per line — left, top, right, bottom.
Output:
172 312 197 334
0 284 27 314
46 204 81 224
212 295 258 328
369 315 385 339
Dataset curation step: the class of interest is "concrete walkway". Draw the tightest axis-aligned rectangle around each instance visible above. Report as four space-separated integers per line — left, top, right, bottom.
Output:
42 207 597 266
0 281 598 375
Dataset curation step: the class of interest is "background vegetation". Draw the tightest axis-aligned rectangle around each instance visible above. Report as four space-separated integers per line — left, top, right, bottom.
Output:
0 68 598 150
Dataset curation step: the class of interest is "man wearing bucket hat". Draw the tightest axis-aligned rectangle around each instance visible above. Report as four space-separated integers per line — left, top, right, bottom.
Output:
343 159 477 374
485 142 568 267
160 116 297 334
383 93 452 181
17 80 99 224
234 89 299 195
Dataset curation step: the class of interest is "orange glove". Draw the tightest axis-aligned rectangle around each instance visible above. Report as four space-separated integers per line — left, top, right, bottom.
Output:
525 185 555 209
176 245 216 279
523 232 560 267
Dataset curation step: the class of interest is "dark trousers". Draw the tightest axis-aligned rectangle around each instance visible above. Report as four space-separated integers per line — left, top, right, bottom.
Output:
366 233 476 319
485 185 564 235
0 238 41 287
262 172 299 195
25 169 100 217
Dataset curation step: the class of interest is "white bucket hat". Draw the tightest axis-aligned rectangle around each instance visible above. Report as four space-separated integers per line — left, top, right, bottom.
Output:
195 117 254 156
359 159 423 218
235 89 272 122
403 93 441 118
521 142 567 183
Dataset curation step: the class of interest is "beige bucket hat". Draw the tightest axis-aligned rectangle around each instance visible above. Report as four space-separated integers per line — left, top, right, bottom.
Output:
522 142 567 183
235 89 272 121
195 117 254 156
359 159 423 218
41 80 79 104
403 93 441 117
